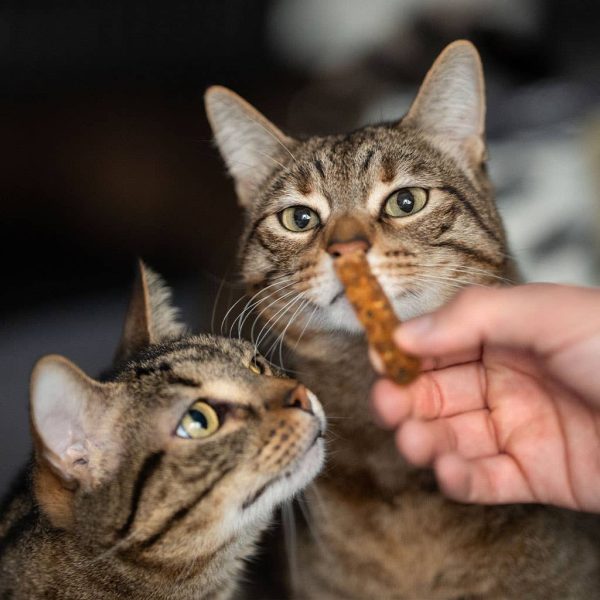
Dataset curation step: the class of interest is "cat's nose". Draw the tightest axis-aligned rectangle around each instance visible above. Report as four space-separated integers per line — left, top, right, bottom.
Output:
327 239 370 257
283 384 314 415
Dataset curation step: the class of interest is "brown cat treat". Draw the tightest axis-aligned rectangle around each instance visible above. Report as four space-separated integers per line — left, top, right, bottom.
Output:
334 250 420 385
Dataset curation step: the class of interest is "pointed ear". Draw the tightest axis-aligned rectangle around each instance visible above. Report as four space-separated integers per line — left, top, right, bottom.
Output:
403 40 486 167
30 355 117 490
115 260 186 363
205 85 296 206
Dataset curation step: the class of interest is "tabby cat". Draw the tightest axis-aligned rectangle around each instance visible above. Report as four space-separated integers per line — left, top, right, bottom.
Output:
0 263 325 599
206 41 600 598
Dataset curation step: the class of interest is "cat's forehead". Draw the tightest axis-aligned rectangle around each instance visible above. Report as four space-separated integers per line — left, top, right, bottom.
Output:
109 334 256 384
257 124 458 212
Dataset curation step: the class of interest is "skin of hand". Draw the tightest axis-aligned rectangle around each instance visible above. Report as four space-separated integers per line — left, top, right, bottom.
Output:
370 283 600 512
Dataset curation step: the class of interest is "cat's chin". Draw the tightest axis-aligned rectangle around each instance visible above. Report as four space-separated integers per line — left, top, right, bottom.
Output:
233 438 325 530
312 286 447 335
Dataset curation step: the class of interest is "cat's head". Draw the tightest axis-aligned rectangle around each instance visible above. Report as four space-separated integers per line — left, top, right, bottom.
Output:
29 262 325 562
206 41 512 337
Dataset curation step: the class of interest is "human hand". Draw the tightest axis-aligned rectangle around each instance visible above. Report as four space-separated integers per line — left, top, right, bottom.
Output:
370 284 600 512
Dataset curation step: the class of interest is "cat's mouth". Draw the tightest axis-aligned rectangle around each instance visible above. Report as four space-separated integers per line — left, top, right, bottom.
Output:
329 289 345 305
241 431 324 510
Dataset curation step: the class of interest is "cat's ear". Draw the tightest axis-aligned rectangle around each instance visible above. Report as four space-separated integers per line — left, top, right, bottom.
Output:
30 355 118 490
403 40 486 167
205 86 296 206
115 260 186 363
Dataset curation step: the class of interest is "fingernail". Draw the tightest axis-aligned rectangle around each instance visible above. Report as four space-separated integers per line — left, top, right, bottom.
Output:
394 315 434 345
368 346 385 374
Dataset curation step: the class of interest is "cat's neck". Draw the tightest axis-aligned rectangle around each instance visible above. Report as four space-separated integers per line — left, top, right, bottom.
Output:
0 472 255 599
285 328 424 497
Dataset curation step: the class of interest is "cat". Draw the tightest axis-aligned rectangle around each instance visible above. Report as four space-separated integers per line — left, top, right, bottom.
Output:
0 262 325 599
205 40 600 598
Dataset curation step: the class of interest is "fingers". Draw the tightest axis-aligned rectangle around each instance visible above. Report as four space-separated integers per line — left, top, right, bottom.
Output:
395 410 499 466
371 362 487 429
393 283 599 359
435 454 535 505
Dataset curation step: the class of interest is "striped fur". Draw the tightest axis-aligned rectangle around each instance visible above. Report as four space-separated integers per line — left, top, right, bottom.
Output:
0 265 325 599
207 41 600 598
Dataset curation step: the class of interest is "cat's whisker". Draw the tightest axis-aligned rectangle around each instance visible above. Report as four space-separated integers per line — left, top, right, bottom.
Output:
254 292 305 354
417 263 514 285
251 148 288 171
250 288 303 349
241 112 298 165
282 501 300 593
250 289 301 349
292 303 319 352
275 299 309 370
225 275 294 332
297 493 327 556
234 280 298 340
407 271 481 289
221 276 295 337
234 279 297 338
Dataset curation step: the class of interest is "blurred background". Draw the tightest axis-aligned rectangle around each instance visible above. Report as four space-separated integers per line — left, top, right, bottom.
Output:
2 0 600 497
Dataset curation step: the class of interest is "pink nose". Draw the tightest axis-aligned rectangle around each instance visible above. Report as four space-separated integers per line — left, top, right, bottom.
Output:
327 239 370 258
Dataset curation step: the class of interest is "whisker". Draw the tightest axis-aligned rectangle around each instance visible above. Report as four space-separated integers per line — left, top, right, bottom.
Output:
250 288 301 349
282 502 299 593
274 299 309 370
242 112 299 165
254 292 305 354
234 280 297 340
222 276 295 337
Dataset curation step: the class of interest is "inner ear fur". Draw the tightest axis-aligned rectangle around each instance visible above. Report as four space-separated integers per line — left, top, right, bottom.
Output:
205 85 297 207
29 355 118 528
403 40 486 167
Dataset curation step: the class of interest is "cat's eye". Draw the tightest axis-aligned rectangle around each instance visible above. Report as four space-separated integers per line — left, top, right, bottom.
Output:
248 358 264 375
176 401 220 439
279 206 320 232
383 188 428 218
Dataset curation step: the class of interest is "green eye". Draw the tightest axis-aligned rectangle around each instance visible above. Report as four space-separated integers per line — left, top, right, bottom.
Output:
383 188 428 218
279 206 320 232
248 357 264 375
176 401 220 439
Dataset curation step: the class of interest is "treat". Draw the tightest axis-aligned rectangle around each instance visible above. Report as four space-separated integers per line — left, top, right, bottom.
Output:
334 251 420 385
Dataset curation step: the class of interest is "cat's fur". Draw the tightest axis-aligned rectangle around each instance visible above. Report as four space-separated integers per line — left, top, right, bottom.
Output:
206 41 600 598
0 263 325 599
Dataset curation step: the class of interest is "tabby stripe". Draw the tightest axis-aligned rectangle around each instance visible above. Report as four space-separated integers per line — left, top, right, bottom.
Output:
255 231 279 255
435 202 461 238
314 159 326 179
241 213 273 258
430 240 502 267
440 186 500 243
116 451 164 539
361 149 375 172
0 509 36 560
165 375 201 388
137 465 237 549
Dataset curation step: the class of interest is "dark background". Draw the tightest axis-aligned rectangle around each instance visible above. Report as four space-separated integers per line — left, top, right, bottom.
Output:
2 0 600 497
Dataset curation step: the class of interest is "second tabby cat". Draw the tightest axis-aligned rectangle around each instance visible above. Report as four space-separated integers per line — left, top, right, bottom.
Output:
206 41 600 598
0 263 325 599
